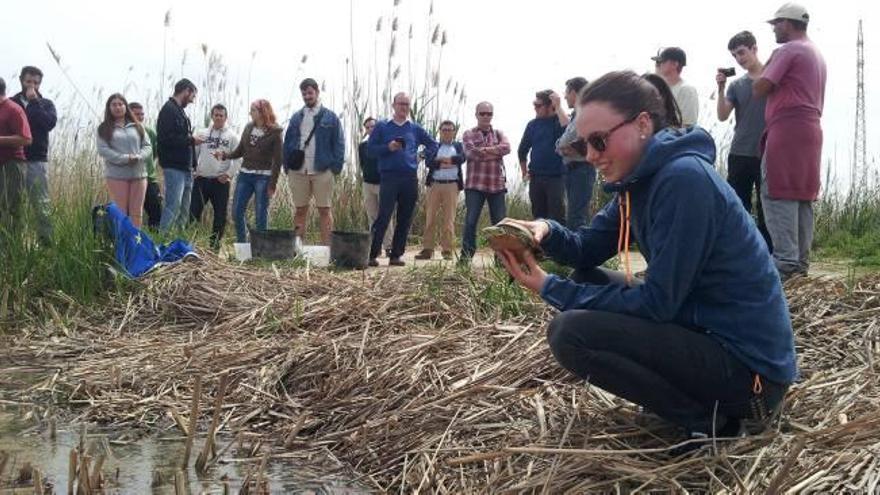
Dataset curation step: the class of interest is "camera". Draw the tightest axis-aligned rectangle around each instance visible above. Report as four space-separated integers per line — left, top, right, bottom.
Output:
719 67 736 77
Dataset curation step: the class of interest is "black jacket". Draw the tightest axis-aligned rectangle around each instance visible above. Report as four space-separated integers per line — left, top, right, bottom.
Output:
156 98 195 170
424 141 465 190
11 92 57 162
358 140 381 184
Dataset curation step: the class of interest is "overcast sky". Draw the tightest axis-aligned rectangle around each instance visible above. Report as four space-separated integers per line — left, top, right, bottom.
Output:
2 0 875 189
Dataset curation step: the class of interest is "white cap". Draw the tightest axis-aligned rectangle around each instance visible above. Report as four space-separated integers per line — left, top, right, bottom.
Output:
768 3 810 24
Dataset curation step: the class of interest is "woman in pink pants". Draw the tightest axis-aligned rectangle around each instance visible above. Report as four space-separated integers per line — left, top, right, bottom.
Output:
96 93 152 227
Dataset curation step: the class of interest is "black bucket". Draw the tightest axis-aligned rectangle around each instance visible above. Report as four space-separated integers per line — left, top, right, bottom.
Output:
330 230 371 269
249 227 299 260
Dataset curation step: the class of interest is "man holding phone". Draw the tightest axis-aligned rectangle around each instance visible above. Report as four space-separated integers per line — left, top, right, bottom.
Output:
366 92 438 267
716 31 771 250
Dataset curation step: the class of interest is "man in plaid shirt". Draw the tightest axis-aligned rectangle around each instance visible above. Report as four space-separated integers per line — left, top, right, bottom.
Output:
459 101 511 263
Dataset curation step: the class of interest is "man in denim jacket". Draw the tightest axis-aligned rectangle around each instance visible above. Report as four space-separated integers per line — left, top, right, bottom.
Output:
283 78 345 245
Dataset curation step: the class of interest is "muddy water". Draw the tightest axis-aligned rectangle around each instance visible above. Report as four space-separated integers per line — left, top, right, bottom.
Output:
0 368 366 494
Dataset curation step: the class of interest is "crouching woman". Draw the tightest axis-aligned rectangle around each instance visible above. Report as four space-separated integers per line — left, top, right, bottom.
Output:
497 70 796 446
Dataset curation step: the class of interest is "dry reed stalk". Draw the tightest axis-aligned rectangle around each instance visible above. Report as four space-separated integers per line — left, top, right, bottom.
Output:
196 372 230 473
182 375 202 469
67 449 77 495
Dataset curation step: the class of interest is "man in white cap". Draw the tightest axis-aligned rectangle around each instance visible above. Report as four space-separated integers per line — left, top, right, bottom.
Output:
753 3 826 280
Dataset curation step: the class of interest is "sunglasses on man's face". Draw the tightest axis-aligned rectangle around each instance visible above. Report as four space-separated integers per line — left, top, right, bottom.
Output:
582 113 641 153
478 112 493 117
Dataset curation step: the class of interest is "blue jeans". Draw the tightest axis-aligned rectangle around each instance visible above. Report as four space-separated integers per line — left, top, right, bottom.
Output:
565 162 596 230
232 172 270 243
370 175 418 259
461 189 507 259
159 168 193 232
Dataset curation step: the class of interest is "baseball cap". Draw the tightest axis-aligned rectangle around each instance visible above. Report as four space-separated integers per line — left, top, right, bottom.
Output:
768 3 810 24
651 47 687 66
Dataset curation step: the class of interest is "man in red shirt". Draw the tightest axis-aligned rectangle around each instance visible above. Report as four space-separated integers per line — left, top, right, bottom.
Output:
0 77 33 230
754 3 826 280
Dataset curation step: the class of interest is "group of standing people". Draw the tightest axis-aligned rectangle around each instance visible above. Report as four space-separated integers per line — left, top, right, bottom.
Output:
89 77 344 249
0 1 825 285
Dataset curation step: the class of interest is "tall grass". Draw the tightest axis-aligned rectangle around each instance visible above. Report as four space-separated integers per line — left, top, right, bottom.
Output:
0 153 115 327
814 165 880 266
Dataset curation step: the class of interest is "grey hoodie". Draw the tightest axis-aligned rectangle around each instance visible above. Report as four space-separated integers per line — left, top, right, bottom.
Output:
97 122 152 179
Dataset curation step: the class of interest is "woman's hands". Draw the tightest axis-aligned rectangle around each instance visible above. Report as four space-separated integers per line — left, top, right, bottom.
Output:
497 248 547 294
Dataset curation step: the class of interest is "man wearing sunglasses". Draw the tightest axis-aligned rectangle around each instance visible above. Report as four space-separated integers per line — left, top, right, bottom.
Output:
460 102 511 263
753 3 826 280
517 89 569 224
652 47 699 127
556 77 596 229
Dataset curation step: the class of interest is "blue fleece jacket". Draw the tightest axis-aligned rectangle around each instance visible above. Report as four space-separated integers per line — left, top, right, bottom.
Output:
539 127 797 385
367 120 438 178
517 116 565 176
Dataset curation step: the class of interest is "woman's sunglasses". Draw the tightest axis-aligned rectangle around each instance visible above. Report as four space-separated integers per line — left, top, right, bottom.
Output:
572 113 641 154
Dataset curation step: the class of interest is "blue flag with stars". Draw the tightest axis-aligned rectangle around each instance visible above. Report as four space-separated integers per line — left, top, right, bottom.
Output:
95 203 197 278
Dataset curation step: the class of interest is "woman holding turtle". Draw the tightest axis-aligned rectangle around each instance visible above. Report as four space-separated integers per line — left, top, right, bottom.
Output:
491 70 797 450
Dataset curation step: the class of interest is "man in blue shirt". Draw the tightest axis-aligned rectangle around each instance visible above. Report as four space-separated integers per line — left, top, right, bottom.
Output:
518 89 568 224
366 92 438 267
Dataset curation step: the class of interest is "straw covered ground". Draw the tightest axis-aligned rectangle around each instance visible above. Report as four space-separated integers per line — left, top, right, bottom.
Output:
4 254 880 492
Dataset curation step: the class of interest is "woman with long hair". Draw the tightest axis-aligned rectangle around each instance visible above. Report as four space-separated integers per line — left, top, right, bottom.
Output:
495 70 796 453
96 93 152 227
216 99 283 243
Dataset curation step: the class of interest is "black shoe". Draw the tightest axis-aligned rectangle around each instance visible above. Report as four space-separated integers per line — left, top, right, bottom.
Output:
368 258 379 267
389 257 405 267
668 418 743 458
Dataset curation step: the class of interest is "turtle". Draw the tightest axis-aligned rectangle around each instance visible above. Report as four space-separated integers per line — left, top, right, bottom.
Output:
482 219 544 263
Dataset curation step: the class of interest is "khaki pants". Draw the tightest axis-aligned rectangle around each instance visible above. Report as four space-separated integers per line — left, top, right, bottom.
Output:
290 170 333 208
363 182 393 250
422 182 459 252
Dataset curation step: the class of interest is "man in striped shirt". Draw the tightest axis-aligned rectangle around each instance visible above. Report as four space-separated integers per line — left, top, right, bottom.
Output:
459 101 511 263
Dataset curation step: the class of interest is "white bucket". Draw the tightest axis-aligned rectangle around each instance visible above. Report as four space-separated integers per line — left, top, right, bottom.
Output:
233 242 252 261
300 245 330 267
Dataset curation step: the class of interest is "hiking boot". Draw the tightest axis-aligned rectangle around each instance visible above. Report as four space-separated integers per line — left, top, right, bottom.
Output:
441 250 453 260
368 258 379 267
389 257 406 266
414 249 434 260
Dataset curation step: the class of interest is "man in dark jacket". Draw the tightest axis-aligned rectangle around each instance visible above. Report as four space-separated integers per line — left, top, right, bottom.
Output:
157 78 204 232
518 89 568 224
11 66 57 245
415 120 465 260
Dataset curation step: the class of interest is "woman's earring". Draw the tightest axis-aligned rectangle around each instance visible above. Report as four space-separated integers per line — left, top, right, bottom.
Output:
640 134 646 140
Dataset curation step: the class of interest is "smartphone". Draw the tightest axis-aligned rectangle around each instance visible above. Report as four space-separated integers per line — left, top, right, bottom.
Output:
393 137 405 146
720 68 736 77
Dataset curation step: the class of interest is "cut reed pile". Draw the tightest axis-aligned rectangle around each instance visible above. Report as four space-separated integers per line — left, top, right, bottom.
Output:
5 256 880 492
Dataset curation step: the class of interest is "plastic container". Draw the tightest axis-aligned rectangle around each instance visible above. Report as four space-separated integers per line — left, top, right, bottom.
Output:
300 245 330 267
329 230 371 270
233 242 252 261
249 228 299 260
